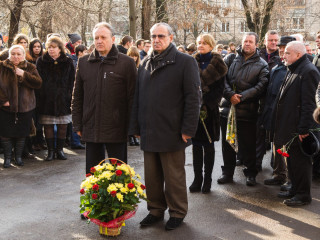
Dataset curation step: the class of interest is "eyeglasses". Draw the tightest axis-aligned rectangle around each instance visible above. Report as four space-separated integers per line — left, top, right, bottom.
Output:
151 34 168 40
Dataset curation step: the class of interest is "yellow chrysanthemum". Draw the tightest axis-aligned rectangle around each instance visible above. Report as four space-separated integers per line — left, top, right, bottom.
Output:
142 192 147 198
115 183 124 189
136 174 141 179
95 165 105 171
86 175 99 184
116 165 130 174
129 187 136 192
137 187 144 195
120 187 128 194
133 179 142 186
116 193 124 202
105 164 114 171
107 184 117 193
99 171 112 180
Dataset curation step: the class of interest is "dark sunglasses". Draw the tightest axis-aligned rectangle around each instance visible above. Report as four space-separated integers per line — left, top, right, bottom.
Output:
151 34 168 39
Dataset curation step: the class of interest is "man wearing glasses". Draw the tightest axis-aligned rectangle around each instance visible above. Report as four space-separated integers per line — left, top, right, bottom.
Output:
130 23 201 230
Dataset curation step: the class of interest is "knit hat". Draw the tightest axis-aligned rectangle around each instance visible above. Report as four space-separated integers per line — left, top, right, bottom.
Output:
68 33 82 44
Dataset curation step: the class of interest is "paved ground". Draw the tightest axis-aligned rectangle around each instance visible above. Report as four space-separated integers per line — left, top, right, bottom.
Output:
1 142 320 240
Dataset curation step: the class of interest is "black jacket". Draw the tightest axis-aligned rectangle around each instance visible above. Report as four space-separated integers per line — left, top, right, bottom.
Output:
129 44 201 152
36 52 75 116
259 48 281 72
273 54 320 146
220 48 269 121
117 45 128 54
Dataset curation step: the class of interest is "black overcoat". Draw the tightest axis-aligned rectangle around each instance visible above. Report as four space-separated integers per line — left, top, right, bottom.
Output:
273 54 320 146
129 44 201 152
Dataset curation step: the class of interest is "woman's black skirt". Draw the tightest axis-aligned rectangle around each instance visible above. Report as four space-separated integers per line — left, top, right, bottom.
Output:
0 108 33 138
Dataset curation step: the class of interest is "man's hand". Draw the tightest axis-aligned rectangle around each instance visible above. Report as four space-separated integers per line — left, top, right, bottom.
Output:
3 101 9 106
299 133 309 142
182 134 191 143
77 131 82 137
230 94 242 105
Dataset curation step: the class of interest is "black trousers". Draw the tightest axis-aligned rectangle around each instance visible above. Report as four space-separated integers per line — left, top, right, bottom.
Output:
287 141 312 201
256 125 266 166
85 142 127 173
220 117 257 177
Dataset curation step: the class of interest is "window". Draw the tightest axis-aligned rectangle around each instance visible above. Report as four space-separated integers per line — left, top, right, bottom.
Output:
292 18 304 30
221 22 230 33
240 21 248 33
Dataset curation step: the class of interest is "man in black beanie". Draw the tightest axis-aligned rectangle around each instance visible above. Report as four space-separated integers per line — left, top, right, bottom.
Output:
66 33 82 55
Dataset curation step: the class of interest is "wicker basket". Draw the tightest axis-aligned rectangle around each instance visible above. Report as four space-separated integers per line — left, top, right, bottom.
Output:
99 222 124 236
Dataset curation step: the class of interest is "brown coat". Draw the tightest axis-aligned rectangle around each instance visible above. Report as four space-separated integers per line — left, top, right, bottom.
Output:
72 45 137 143
0 59 42 113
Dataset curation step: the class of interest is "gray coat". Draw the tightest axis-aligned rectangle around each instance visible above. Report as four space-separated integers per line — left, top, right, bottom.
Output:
129 44 201 152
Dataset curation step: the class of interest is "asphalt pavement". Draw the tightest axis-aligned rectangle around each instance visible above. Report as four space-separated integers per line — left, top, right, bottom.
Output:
1 142 320 240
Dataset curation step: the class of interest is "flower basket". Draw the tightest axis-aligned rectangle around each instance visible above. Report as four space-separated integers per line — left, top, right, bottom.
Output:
80 158 147 236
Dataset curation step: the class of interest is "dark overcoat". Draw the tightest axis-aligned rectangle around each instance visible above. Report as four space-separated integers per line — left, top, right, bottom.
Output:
273 54 320 146
193 52 227 143
129 44 201 152
72 45 137 143
36 52 75 116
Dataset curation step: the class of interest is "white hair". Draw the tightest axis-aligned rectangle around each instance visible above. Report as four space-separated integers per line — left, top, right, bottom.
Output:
8 45 26 59
286 41 306 55
290 34 304 42
150 23 174 36
93 22 115 36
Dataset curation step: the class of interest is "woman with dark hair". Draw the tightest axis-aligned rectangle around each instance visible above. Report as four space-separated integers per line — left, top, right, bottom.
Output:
0 45 42 168
36 36 75 161
189 34 228 193
29 38 43 64
117 35 133 54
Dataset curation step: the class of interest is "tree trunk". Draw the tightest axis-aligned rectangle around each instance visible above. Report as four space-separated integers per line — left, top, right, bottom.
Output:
156 0 168 23
105 0 114 22
141 0 151 40
8 0 24 47
38 3 53 42
98 0 104 22
128 0 136 39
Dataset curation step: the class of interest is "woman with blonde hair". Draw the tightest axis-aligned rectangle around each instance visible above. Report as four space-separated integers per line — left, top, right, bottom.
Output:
127 46 140 68
0 45 42 167
189 33 228 193
36 36 75 161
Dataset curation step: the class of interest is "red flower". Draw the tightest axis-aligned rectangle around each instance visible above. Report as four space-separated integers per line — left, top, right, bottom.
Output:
110 159 117 165
282 152 290 157
90 167 96 173
117 163 122 166
115 170 122 176
276 149 282 155
86 173 92 177
92 193 98 199
92 184 99 191
140 184 146 190
128 183 135 189
110 191 117 197
80 189 85 194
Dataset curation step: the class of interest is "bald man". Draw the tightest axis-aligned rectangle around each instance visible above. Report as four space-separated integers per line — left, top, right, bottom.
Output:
273 41 320 206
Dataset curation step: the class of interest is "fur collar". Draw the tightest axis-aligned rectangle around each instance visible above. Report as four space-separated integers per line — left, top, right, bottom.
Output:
3 59 27 70
194 51 228 92
41 52 68 63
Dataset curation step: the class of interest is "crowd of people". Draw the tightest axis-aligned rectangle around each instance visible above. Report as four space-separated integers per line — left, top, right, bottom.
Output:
1 22 320 230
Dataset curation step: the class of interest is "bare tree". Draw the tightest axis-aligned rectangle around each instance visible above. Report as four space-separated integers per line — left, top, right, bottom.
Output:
129 0 137 39
141 0 152 39
156 0 167 22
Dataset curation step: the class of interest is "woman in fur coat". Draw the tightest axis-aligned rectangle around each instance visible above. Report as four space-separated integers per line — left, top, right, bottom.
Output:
0 45 42 168
36 36 75 161
189 34 228 193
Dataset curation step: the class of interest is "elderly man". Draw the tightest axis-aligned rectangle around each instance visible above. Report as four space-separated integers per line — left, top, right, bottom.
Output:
72 22 137 172
130 23 201 230
219 32 269 186
274 41 320 206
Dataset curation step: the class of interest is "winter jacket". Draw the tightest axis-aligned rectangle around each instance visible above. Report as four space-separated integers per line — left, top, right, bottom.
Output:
129 43 201 152
220 48 269 121
117 45 128 54
193 52 227 143
259 48 281 72
72 45 137 143
0 59 42 113
273 54 320 146
36 52 75 116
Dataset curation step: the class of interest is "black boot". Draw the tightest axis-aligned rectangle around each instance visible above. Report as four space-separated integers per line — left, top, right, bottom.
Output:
189 145 203 192
56 138 67 160
14 138 25 166
202 145 215 193
134 137 140 146
2 139 13 168
129 136 135 146
45 138 55 161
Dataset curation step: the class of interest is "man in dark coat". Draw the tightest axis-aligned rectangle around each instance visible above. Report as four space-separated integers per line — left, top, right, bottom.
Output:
262 36 296 186
273 41 320 206
218 32 269 186
72 22 137 172
256 30 281 171
129 23 201 230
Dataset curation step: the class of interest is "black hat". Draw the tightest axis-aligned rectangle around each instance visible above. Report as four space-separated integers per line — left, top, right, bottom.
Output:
68 33 82 44
299 131 320 157
277 36 296 46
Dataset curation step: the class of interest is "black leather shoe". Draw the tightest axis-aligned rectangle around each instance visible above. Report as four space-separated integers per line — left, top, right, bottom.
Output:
277 191 294 199
140 214 163 226
3 158 11 168
284 197 311 206
71 144 85 149
246 177 256 186
236 159 242 166
280 182 292 192
165 217 184 230
56 150 67 160
201 178 212 194
129 136 135 146
134 137 140 146
189 177 203 193
217 175 233 184
264 178 286 185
